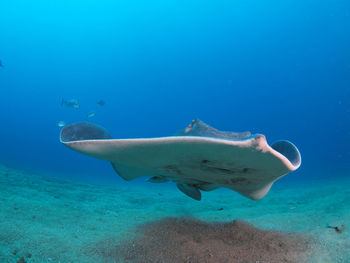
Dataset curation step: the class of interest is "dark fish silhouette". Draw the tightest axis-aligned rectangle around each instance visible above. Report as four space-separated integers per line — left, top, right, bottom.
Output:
0 60 4 68
97 100 105 106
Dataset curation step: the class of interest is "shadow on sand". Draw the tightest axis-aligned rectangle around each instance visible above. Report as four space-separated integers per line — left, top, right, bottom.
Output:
96 217 312 263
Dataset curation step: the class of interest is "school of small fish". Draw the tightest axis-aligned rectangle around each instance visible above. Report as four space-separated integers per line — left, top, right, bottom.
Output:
58 99 105 127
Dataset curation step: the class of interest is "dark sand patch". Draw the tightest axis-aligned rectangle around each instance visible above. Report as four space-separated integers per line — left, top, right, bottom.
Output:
96 217 312 263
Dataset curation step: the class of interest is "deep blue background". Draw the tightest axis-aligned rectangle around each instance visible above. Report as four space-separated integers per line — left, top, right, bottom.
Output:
0 0 349 183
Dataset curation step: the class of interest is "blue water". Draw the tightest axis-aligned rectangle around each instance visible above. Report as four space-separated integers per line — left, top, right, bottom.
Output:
0 0 349 183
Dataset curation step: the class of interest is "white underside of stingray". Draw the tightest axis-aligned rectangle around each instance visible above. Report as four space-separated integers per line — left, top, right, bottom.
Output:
60 119 301 201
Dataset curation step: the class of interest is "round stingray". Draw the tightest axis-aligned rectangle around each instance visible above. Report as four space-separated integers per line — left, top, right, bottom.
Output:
60 120 301 201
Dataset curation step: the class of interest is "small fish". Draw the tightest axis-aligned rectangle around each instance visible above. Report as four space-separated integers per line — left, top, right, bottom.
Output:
87 111 96 118
61 98 80 109
0 60 4 68
327 224 345 234
97 100 105 106
57 121 66 127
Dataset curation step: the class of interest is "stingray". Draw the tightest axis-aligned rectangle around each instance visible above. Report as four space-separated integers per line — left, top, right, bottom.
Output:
60 119 301 201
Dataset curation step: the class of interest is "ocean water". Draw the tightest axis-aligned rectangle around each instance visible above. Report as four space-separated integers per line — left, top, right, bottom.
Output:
0 0 349 262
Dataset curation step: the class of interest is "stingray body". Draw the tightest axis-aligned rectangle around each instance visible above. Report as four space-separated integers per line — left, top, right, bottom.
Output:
60 119 301 201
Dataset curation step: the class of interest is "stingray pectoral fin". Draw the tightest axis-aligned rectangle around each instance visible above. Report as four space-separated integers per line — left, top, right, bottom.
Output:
60 122 112 142
198 183 220 192
148 176 169 183
111 162 155 181
228 182 274 200
176 183 201 201
271 140 301 168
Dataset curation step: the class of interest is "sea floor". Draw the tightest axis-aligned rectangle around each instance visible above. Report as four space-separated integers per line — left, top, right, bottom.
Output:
0 164 349 263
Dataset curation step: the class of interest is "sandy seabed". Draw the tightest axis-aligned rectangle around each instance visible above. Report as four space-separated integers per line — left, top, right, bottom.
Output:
0 164 349 263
